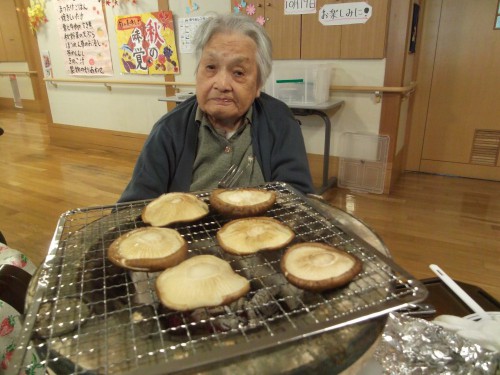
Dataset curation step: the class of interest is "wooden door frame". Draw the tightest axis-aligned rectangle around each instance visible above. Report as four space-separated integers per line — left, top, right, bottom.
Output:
405 0 500 180
13 0 52 121
404 0 440 172
379 0 416 192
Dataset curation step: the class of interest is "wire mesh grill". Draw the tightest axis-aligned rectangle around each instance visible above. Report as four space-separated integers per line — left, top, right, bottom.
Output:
14 182 427 374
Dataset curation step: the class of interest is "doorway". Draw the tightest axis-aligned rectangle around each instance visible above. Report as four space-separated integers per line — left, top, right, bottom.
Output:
0 0 50 116
406 0 500 180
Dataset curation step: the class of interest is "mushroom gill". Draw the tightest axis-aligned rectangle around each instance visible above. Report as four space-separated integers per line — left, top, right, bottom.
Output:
281 242 362 292
155 255 250 311
108 227 187 271
217 217 295 255
142 192 209 227
210 188 276 217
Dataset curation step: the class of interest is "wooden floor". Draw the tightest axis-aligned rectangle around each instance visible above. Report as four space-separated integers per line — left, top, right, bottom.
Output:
1 108 499 301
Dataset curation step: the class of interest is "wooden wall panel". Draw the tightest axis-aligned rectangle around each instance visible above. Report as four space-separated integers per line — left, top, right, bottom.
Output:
406 0 500 180
405 0 441 171
340 0 390 58
0 0 26 61
420 160 500 181
302 0 389 59
0 27 7 61
49 123 147 153
265 1 301 59
421 0 500 164
301 0 342 59
379 0 413 191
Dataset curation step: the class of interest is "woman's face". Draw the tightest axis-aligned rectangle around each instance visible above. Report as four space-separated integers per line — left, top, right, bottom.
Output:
195 32 261 129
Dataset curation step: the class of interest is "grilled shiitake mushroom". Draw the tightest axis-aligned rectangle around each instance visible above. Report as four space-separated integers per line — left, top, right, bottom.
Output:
108 227 187 271
155 255 250 311
281 242 362 292
217 217 295 255
142 192 209 227
210 188 276 217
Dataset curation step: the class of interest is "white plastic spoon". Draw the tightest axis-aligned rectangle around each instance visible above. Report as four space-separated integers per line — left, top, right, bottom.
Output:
429 264 491 321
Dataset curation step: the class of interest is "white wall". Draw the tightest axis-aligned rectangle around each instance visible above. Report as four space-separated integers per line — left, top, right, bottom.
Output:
2 0 387 157
36 0 170 133
297 59 385 157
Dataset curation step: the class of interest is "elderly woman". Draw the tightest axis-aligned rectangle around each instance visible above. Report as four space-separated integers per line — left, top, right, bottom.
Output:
119 14 314 202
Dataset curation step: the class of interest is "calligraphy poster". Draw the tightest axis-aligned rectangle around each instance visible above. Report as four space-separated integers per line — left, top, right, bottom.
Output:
116 11 180 75
55 1 113 76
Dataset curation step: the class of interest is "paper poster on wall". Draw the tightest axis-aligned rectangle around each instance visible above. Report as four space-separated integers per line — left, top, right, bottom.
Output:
116 11 180 75
54 1 113 76
178 16 210 53
319 2 372 26
284 0 316 15
41 50 53 78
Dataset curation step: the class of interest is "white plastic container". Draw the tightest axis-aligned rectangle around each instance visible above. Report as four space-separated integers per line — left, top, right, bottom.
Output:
265 63 333 105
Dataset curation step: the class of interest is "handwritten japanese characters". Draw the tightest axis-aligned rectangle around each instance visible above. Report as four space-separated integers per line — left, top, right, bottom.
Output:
55 1 113 76
116 11 180 75
319 2 373 26
284 0 317 15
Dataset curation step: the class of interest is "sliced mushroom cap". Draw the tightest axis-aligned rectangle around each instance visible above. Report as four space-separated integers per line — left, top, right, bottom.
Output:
155 255 250 311
217 217 295 255
281 243 362 292
210 188 276 217
142 192 209 227
108 227 187 271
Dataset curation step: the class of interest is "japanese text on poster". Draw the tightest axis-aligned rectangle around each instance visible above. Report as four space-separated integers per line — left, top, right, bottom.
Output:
116 11 180 75
55 1 113 76
178 16 210 54
319 2 372 26
284 0 316 15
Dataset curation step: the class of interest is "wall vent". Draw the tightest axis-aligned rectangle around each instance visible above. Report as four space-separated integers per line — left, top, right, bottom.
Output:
470 130 500 166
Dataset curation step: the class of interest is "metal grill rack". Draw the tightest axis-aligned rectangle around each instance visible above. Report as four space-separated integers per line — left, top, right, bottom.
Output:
13 182 427 374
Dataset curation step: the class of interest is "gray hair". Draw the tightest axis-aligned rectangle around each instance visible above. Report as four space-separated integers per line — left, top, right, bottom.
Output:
193 14 272 88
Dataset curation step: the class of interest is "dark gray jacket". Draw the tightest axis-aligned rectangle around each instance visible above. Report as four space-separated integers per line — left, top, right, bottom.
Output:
119 92 314 202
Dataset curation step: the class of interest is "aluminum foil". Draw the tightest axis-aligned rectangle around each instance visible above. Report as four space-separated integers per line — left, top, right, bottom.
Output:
373 313 500 374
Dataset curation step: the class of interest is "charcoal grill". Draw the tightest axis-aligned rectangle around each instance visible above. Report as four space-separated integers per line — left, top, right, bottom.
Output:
12 182 427 374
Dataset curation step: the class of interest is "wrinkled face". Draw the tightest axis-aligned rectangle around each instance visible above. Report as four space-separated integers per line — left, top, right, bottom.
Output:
195 32 261 129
